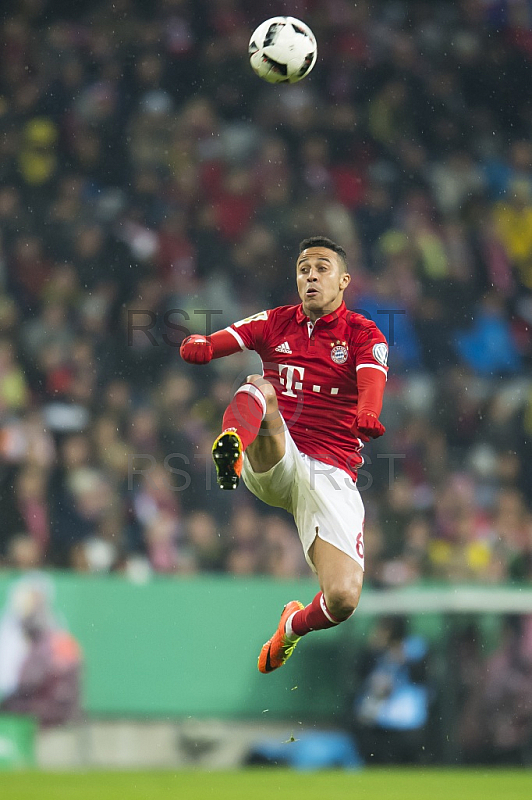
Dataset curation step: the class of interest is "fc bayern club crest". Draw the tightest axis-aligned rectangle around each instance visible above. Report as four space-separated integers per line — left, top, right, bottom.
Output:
330 340 349 364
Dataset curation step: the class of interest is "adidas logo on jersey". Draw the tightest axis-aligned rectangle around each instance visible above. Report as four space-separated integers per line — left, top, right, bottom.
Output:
274 341 292 354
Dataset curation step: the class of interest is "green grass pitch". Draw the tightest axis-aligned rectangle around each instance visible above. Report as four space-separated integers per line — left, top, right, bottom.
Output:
0 769 530 800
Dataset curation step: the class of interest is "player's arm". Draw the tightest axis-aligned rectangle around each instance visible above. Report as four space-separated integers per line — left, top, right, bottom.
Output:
179 310 270 365
355 368 387 438
353 331 388 439
179 330 240 364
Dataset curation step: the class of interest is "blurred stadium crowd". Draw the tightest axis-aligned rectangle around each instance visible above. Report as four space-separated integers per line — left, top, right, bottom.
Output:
0 0 532 584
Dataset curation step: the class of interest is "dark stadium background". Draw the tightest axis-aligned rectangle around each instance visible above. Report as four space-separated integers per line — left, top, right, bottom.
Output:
0 0 531 775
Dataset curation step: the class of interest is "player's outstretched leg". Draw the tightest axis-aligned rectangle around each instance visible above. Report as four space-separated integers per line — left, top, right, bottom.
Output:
258 601 305 673
258 539 363 674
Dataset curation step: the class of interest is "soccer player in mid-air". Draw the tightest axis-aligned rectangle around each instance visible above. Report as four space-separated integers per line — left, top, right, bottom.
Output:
180 237 388 673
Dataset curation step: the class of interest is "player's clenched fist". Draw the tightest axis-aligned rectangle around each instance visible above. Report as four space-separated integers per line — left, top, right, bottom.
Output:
356 411 385 439
180 335 213 364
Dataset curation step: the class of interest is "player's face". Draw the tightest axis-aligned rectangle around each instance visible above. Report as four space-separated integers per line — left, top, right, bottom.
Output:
296 247 351 319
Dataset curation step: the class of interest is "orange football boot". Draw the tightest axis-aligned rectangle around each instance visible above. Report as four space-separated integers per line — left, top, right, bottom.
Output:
258 601 305 673
212 431 243 490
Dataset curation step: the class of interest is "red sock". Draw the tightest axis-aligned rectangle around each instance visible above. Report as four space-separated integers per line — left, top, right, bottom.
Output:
290 591 342 636
222 384 266 450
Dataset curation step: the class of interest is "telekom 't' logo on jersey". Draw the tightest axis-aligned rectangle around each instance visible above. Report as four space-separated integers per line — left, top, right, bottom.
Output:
278 364 339 397
278 364 305 397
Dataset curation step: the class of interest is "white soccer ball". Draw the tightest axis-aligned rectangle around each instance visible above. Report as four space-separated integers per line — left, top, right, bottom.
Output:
248 16 317 84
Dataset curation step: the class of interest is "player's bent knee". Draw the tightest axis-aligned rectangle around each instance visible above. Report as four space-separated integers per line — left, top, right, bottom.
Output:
326 591 360 621
245 375 277 409
324 577 363 621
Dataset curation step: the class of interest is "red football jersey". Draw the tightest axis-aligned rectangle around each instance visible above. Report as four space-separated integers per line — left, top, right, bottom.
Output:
226 301 388 481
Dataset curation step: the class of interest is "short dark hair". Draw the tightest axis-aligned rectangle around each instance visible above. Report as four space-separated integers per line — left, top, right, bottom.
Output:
299 236 347 271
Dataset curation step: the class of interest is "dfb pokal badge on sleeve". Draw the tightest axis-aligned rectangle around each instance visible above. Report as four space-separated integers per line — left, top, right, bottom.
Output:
372 343 388 367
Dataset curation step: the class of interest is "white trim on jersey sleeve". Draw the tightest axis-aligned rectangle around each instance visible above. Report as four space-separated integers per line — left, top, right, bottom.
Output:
225 326 245 351
356 363 388 377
